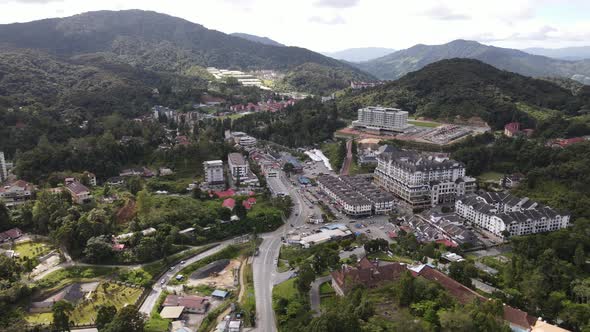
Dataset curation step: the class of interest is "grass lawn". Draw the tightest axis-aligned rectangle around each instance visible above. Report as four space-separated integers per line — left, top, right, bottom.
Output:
35 266 118 295
70 282 143 324
13 241 51 259
319 281 335 295
367 252 414 264
477 171 504 182
408 120 440 128
277 259 291 273
27 282 143 325
25 312 53 325
240 263 256 327
273 278 297 300
320 295 337 310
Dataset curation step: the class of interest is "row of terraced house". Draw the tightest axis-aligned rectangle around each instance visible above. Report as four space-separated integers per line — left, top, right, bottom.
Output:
317 174 395 216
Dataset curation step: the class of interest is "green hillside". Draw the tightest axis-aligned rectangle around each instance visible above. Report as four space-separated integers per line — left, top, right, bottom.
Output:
338 59 590 129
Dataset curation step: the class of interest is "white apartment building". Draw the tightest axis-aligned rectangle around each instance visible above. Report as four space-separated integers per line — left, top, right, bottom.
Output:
228 153 250 181
455 192 570 238
374 146 476 209
0 152 7 183
203 160 225 185
238 135 257 147
352 106 409 132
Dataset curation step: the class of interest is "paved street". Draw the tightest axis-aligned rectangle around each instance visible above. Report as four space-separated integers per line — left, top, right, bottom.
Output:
252 171 314 332
310 275 332 316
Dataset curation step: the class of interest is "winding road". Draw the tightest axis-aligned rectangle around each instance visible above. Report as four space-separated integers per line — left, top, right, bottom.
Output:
252 171 314 332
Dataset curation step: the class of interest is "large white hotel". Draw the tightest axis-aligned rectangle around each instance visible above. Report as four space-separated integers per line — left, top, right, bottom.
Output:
455 192 570 238
352 106 409 132
374 146 476 209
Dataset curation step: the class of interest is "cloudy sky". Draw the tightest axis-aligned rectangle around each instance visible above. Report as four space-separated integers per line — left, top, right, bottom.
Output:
0 0 588 52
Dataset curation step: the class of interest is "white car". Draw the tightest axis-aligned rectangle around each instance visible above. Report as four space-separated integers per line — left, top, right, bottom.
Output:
160 279 166 285
180 260 186 265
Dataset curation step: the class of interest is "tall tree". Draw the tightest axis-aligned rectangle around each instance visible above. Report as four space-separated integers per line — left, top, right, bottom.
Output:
96 305 117 330
103 305 145 332
52 300 74 332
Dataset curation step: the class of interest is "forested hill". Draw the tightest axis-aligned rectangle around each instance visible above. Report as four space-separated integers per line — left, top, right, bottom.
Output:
356 39 590 84
337 59 590 129
230 33 285 47
0 10 370 84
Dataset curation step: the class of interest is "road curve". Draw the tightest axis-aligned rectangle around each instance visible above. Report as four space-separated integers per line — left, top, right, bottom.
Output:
252 172 312 332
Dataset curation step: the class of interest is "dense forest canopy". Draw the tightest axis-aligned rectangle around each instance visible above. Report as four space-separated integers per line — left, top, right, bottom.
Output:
232 98 345 147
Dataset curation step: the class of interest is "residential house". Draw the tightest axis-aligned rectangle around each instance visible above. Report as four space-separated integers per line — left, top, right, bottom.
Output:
66 181 92 204
0 180 36 207
0 228 23 242
163 295 210 314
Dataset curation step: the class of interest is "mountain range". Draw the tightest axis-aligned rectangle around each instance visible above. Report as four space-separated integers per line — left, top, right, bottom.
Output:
0 10 371 94
230 33 285 47
322 47 396 62
355 40 590 85
524 46 590 61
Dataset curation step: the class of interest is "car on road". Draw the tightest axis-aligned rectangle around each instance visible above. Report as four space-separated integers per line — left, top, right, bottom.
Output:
160 279 166 285
170 266 176 270
180 260 186 265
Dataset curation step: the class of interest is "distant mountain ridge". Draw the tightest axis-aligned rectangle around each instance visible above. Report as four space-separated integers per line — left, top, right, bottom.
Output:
230 33 285 47
322 47 396 62
524 46 590 61
356 40 590 84
0 10 372 93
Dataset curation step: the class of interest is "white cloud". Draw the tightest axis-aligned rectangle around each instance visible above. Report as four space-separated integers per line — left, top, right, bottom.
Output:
421 4 470 21
313 0 359 8
308 15 346 25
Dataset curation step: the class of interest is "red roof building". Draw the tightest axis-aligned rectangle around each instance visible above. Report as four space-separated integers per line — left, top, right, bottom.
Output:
214 189 235 198
331 259 537 330
222 198 236 210
0 228 23 242
549 137 587 148
504 122 521 137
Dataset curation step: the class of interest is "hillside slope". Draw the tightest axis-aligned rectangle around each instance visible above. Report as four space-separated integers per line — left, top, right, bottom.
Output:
230 33 285 47
0 10 370 93
357 40 590 83
338 59 590 129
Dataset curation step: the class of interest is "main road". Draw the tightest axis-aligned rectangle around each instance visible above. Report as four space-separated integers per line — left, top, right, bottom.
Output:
252 171 314 332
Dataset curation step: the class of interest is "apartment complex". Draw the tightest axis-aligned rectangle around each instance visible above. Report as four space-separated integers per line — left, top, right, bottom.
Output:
0 152 7 183
352 106 409 132
374 146 475 209
455 192 570 238
228 153 259 186
317 175 395 216
203 160 225 185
